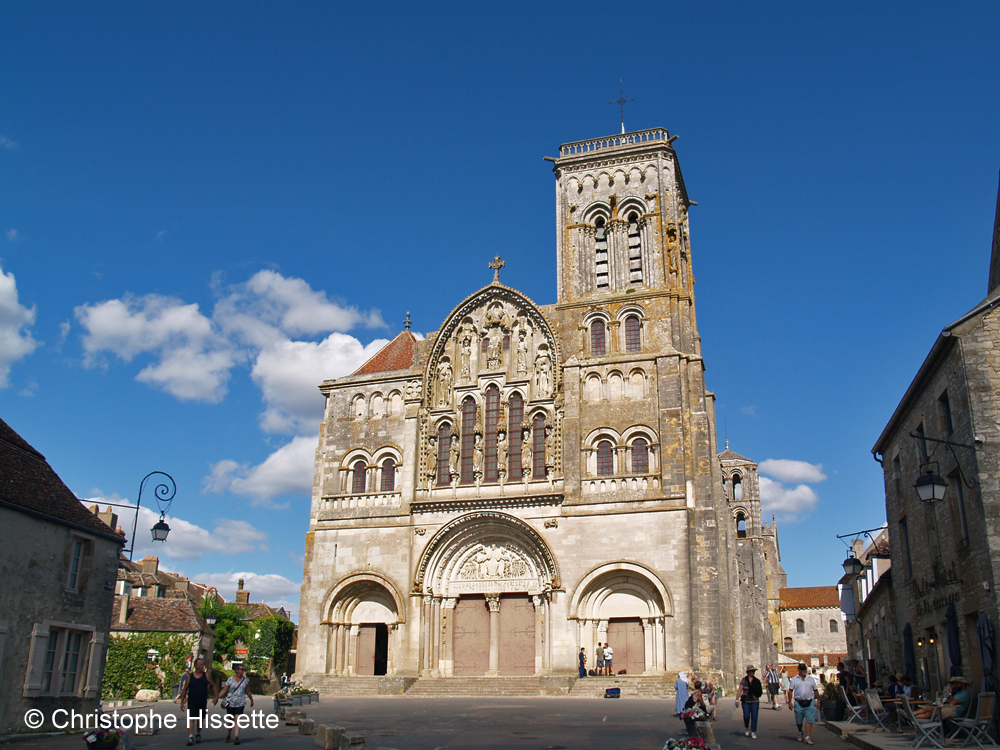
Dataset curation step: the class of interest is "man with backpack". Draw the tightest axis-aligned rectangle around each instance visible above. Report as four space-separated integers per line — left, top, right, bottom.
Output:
735 664 763 739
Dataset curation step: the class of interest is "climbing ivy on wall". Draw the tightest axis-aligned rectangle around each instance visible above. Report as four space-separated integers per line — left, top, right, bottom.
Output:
247 615 295 675
102 633 196 700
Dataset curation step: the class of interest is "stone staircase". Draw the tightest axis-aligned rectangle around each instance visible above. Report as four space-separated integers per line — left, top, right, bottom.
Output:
405 676 546 697
568 674 678 699
297 675 416 696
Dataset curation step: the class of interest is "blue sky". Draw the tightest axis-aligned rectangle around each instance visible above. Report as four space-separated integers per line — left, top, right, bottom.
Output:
1 2 998 619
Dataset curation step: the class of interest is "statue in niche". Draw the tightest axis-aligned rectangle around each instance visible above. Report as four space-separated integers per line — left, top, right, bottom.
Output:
486 335 502 371
544 424 555 478
437 360 453 406
521 425 532 480
497 431 508 483
473 433 484 475
516 331 528 377
460 334 472 378
484 304 507 330
534 352 552 397
425 435 437 490
449 429 461 481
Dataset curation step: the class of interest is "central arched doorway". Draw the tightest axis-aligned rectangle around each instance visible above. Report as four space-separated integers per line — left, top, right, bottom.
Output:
324 573 404 676
415 511 559 676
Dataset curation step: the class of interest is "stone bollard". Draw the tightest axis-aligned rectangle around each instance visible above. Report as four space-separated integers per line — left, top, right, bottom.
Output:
315 725 346 750
694 721 716 744
339 733 366 750
299 719 316 735
285 709 306 725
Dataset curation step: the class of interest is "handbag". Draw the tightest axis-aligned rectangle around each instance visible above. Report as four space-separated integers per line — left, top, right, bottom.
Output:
222 677 247 708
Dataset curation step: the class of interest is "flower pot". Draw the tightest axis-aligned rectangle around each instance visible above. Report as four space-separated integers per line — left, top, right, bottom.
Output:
291 695 303 706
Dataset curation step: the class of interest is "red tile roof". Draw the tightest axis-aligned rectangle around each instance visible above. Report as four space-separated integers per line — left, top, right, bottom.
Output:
352 331 417 375
112 595 205 633
779 586 840 609
0 417 123 540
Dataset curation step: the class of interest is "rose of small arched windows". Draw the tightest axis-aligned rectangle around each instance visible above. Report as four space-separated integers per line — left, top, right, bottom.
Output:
340 448 402 496
586 312 643 356
586 429 657 478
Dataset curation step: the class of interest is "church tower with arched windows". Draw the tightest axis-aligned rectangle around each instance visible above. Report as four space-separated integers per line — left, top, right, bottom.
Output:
296 128 779 692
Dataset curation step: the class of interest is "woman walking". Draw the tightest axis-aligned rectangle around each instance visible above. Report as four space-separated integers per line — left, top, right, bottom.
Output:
219 663 255 745
179 657 218 746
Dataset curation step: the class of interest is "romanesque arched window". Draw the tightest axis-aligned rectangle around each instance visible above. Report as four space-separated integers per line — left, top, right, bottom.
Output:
733 474 743 501
736 512 747 538
380 458 395 492
352 459 367 494
625 315 641 353
597 440 614 477
595 217 609 289
627 211 642 284
461 397 477 484
830 619 839 633
784 637 793 652
631 438 649 474
437 423 451 486
591 319 606 356
532 413 546 479
508 392 524 479
484 385 500 483
796 618 805 634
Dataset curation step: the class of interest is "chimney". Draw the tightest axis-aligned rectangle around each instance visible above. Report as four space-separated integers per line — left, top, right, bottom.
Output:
141 556 159 576
235 578 249 605
118 593 129 626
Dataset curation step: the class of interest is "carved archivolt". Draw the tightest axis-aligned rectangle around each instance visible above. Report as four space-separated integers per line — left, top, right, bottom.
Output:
413 511 560 597
324 571 406 625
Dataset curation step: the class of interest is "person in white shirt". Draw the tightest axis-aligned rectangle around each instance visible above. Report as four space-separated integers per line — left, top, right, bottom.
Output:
786 662 820 745
603 645 614 675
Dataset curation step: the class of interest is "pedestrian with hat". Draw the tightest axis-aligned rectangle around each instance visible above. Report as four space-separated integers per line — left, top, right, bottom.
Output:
913 676 972 720
735 664 763 739
786 662 820 745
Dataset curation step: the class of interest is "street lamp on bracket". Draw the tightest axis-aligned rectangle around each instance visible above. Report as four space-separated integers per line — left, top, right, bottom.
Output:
99 471 177 560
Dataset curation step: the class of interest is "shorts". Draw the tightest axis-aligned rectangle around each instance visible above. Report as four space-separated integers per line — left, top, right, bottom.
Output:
794 700 816 724
768 684 780 696
187 700 208 725
940 707 958 720
605 659 613 668
226 705 245 716
597 658 605 668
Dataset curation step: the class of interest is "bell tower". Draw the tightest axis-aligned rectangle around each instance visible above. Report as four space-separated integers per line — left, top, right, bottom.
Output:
551 128 699 355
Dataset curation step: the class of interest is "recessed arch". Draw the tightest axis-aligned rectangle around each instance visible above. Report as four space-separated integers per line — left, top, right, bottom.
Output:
324 571 406 625
569 561 673 620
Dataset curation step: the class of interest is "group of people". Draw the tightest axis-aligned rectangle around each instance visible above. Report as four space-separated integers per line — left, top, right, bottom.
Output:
177 657 256 746
672 670 719 721
835 659 973 724
713 663 823 744
577 643 615 677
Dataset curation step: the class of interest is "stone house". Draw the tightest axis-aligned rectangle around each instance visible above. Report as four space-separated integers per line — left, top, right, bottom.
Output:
0 417 124 734
296 128 779 689
777 587 848 668
872 181 1000 694
116 554 221 607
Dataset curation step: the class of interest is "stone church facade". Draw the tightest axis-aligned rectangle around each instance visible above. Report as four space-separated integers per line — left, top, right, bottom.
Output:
297 128 778 687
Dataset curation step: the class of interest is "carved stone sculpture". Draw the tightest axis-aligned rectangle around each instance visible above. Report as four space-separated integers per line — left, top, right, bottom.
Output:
426 436 437 489
405 380 422 400
496 432 508 483
473 433 484 484
460 335 472 378
437 361 453 406
521 426 532 480
486 335 502 371
449 430 461 481
516 331 528 377
535 353 552 397
544 424 555 473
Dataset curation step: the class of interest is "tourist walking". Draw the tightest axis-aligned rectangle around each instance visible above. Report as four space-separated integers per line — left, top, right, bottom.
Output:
735 664 763 739
179 657 218 746
674 671 689 715
219 663 255 745
764 664 781 709
787 662 820 745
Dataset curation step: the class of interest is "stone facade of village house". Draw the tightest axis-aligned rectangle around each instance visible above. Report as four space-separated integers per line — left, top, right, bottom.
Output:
296 129 779 689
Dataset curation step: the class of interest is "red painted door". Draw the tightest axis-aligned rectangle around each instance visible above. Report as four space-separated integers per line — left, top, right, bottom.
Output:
498 594 535 675
607 618 645 675
357 625 377 675
453 595 490 675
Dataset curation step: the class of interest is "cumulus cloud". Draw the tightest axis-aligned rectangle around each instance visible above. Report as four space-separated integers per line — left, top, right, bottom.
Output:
740 405 756 417
206 435 318 506
82 496 269 561
758 476 821 518
759 459 827 484
190 571 301 620
0 134 17 150
0 265 39 386
6 229 17 242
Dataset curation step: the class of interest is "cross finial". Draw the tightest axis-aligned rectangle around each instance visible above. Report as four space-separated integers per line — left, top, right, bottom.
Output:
489 256 505 284
609 80 635 135
404 311 411 331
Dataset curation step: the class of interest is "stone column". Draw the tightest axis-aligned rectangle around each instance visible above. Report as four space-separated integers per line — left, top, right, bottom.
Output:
643 618 655 674
441 599 457 677
656 618 666 672
432 597 442 677
348 625 360 676
335 624 346 675
532 595 544 675
324 623 336 674
420 595 433 676
486 595 501 676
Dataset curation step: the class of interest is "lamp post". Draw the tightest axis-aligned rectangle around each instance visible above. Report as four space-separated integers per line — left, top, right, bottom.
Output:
914 468 948 503
99 471 176 560
843 554 864 577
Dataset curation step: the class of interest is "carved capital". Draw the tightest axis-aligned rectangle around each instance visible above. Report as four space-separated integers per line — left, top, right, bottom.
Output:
486 595 501 612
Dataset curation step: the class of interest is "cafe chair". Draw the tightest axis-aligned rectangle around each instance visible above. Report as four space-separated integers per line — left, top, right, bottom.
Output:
947 692 998 749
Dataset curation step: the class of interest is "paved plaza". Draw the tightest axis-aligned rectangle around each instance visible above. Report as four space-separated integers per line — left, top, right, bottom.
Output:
1 699 853 749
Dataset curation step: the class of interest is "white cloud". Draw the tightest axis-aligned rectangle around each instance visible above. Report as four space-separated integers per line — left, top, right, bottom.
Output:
0 265 38 387
758 476 820 519
206 435 318 506
0 134 17 150
6 229 17 242
19 377 37 397
252 334 388 433
759 458 827 484
190 571 301 621
82 496 268 561
740 405 756 417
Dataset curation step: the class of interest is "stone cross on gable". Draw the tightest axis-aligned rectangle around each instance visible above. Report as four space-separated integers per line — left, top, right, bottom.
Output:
489 256 505 284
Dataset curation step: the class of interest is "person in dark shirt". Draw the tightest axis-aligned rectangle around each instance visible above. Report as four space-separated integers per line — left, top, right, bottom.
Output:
179 657 218 745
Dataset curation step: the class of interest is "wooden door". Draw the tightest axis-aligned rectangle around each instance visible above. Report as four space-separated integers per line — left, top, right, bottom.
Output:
607 618 645 675
498 594 535 675
453 595 490 675
357 625 377 675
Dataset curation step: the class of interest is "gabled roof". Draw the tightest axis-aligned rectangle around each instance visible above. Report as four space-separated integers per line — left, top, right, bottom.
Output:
719 441 753 463
112 596 206 633
235 601 289 621
779 586 840 610
352 330 417 375
0 417 123 541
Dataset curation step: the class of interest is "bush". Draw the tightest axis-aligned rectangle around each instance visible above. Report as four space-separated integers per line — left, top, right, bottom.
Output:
103 634 194 700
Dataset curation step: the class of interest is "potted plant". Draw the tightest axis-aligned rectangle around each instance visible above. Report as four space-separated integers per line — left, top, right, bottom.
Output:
821 680 844 721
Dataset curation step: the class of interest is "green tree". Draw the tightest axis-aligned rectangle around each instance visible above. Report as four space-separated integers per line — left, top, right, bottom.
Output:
198 601 249 663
